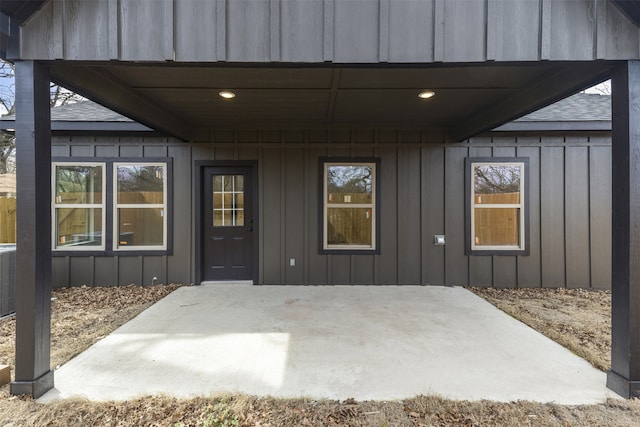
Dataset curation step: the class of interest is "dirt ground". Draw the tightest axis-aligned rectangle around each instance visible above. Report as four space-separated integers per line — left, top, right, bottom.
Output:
1 284 640 427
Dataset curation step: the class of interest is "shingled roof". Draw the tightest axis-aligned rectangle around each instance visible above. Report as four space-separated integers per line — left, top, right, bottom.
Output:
0 100 152 133
495 92 611 132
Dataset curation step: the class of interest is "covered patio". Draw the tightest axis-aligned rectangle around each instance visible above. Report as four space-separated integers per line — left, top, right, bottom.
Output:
2 0 640 400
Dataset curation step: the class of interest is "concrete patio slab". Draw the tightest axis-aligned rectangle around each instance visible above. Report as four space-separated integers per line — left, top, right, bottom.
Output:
40 285 618 404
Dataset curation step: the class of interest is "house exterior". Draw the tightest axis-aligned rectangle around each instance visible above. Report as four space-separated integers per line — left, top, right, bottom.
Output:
2 0 640 400
0 92 614 289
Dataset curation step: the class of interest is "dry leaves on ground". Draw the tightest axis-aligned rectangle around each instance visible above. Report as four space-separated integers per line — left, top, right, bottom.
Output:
470 287 611 372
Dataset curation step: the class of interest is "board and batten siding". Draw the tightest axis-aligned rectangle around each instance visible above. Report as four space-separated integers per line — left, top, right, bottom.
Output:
50 131 611 289
19 0 640 62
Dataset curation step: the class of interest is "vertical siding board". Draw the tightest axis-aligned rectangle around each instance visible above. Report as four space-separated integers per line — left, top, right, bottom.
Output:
51 257 68 288
422 146 445 286
330 256 351 285
70 145 92 157
549 0 596 60
216 0 226 61
333 0 380 62
63 0 111 60
143 256 166 285
388 0 434 62
493 0 541 61
433 0 445 62
174 0 217 61
52 144 71 157
565 146 591 288
262 148 282 284
397 147 421 284
143 145 168 158
590 145 611 289
281 0 324 62
120 0 172 60
285 148 304 284
378 0 390 62
167 145 191 284
226 0 271 61
95 145 119 157
377 146 398 284
491 145 518 288
467 146 493 287
118 256 141 285
270 0 281 61
516 145 542 288
599 1 640 60
307 147 328 284
94 256 117 286
323 0 334 61
540 0 552 59
444 146 468 286
107 0 118 59
69 257 93 286
119 145 143 157
21 0 63 59
442 0 486 62
541 146 566 287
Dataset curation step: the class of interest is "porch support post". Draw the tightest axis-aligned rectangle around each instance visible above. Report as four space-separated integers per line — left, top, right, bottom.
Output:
607 60 640 398
9 61 53 398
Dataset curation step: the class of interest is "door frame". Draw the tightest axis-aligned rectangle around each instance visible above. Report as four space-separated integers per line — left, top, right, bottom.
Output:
194 160 259 285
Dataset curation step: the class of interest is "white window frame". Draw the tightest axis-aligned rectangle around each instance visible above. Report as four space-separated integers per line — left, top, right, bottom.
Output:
52 162 107 251
323 161 376 251
470 161 526 252
113 162 168 251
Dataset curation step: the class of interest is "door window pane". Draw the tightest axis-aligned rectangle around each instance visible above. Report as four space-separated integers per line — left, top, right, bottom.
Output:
212 175 244 227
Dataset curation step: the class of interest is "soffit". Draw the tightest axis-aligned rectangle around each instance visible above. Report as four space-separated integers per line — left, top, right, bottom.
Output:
48 62 615 142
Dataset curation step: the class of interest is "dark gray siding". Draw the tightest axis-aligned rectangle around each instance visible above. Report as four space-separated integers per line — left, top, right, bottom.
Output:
51 131 612 289
20 0 640 62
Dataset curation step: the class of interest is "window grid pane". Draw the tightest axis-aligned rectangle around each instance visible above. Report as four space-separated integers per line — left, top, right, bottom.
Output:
213 175 244 227
53 163 106 250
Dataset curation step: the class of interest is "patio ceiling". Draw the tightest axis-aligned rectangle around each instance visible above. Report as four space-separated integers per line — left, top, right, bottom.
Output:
49 61 615 142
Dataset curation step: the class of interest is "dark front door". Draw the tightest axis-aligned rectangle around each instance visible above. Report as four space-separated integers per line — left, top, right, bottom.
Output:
202 166 255 281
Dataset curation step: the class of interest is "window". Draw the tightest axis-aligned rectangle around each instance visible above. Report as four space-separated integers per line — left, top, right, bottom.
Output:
466 158 529 255
321 159 379 253
212 175 244 227
52 159 170 254
53 163 106 250
115 163 167 250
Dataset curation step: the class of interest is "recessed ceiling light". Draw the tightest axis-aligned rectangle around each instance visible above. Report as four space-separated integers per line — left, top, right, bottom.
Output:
418 90 435 99
219 91 236 99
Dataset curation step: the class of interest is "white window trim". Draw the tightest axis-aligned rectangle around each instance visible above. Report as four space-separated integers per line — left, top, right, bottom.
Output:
113 162 168 251
470 161 526 252
52 162 107 251
323 162 376 251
